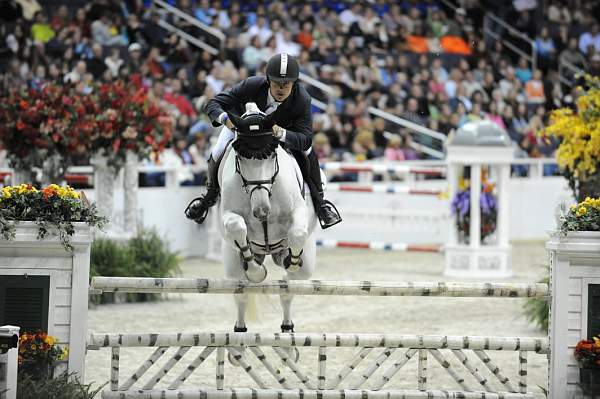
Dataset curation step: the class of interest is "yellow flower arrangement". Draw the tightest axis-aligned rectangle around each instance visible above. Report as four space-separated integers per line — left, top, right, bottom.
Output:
542 75 600 201
0 184 105 250
560 197 600 234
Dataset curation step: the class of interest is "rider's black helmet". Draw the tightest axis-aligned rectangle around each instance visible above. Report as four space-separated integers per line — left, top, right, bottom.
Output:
266 53 299 83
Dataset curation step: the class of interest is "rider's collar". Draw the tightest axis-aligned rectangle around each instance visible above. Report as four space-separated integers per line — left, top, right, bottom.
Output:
266 90 282 113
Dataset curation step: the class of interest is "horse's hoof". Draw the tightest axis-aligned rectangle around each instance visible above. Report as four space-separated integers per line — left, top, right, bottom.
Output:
245 262 267 283
284 251 303 273
228 348 246 367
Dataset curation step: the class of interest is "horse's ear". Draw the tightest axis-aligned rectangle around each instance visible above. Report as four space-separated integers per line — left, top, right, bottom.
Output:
227 112 244 130
260 112 276 131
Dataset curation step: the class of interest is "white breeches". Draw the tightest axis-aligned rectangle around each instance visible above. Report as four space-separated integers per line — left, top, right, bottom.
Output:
211 126 235 159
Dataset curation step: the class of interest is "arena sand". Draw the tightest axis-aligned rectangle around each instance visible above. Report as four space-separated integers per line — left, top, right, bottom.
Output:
85 241 549 397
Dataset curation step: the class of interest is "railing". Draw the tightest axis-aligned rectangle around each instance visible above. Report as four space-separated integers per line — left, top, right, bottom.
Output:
483 13 536 72
0 157 559 189
157 19 220 55
153 0 225 51
558 57 584 88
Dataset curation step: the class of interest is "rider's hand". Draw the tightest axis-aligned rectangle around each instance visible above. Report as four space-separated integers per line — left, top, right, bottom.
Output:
225 119 235 130
272 124 285 139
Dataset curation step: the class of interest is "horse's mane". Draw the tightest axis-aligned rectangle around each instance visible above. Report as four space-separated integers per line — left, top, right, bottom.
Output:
232 134 280 160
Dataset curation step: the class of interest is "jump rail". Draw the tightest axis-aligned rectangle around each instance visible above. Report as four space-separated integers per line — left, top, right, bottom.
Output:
315 240 443 252
90 277 549 297
90 332 548 399
327 185 442 196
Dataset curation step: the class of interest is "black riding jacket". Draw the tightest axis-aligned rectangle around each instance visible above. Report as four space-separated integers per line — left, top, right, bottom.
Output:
205 76 313 152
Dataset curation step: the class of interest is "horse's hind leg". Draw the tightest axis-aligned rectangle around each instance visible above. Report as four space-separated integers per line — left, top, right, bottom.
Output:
223 243 249 365
279 287 299 362
223 211 267 283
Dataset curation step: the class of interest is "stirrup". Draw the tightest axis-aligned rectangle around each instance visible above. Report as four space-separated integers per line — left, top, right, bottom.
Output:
184 197 211 224
317 199 342 229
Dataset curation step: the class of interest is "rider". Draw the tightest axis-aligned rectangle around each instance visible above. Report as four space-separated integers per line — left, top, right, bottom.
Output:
186 53 342 229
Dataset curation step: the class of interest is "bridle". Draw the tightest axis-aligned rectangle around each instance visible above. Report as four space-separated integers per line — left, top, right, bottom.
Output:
234 131 280 197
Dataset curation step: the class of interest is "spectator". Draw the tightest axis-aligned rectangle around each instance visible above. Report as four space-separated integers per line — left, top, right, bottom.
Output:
525 69 545 111
383 134 405 161
579 23 600 55
534 26 556 72
91 12 126 46
559 37 587 72
31 11 55 43
104 47 123 78
164 79 196 118
515 57 532 83
87 43 107 80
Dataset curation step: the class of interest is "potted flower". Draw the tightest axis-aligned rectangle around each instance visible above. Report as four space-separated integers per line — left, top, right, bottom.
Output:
0 183 106 251
558 197 600 237
542 74 600 202
450 178 498 244
18 331 67 380
575 336 600 394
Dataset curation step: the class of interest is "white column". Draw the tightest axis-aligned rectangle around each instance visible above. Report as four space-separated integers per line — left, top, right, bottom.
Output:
68 243 91 381
91 153 115 225
0 325 19 399
447 163 459 245
497 164 510 247
123 151 139 237
469 164 481 248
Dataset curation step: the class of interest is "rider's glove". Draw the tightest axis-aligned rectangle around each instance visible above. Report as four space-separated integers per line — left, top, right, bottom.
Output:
272 125 285 140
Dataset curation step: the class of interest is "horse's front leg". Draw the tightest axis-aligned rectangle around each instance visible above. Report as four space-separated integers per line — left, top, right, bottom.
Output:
222 211 267 283
284 206 308 274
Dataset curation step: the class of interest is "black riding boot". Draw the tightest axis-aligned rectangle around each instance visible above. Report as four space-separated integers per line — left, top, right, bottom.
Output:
185 155 220 224
307 152 342 229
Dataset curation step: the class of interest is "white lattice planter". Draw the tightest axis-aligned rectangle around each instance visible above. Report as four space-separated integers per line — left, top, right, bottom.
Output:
547 231 600 399
0 222 92 380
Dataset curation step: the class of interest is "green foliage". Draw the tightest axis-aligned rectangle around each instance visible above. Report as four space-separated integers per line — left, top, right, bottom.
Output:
523 273 549 331
17 372 105 399
91 228 180 303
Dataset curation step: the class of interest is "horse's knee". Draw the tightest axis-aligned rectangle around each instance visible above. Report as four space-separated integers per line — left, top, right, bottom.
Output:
224 216 246 236
288 227 308 248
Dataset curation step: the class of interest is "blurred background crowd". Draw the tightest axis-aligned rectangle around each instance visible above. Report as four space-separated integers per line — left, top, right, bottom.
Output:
1 0 599 184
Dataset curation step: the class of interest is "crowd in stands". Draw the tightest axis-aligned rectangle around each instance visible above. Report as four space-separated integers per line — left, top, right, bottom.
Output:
1 0 600 184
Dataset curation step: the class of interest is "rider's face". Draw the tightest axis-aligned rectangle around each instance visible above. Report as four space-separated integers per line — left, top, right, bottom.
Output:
269 80 294 102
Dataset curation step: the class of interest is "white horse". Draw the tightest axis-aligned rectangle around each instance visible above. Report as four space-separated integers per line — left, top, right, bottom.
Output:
217 106 317 339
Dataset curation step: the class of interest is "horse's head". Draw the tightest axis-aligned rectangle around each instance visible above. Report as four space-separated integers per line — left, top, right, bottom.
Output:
231 104 280 221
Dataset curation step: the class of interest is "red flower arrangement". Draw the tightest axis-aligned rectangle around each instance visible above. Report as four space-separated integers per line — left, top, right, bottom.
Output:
0 76 173 179
92 77 173 172
575 337 600 368
18 331 67 380
0 84 92 177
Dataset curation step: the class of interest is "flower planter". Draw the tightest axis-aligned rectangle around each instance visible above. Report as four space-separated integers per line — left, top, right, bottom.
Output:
580 366 600 395
547 231 600 398
0 222 92 381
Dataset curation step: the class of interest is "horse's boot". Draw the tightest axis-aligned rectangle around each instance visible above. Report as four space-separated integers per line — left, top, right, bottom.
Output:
185 155 220 224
